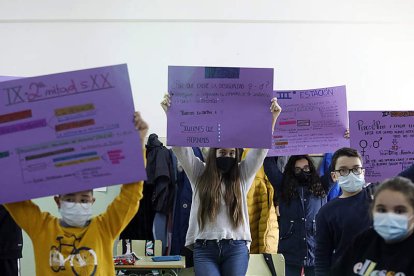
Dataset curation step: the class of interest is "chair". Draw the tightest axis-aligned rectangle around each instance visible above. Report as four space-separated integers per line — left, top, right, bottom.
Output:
246 253 285 276
116 239 162 256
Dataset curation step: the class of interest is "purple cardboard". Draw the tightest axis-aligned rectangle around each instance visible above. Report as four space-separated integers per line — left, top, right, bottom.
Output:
0 65 146 204
167 66 274 148
349 111 414 183
268 86 349 156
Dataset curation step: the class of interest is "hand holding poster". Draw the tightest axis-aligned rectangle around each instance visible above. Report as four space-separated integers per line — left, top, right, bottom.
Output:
167 66 274 148
349 111 414 183
0 64 146 204
268 86 349 156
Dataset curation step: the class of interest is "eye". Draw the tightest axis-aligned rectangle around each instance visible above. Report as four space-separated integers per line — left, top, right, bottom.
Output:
229 151 236 157
80 199 89 203
394 207 407 214
339 168 350 176
65 198 75 203
303 166 310 172
375 206 387 213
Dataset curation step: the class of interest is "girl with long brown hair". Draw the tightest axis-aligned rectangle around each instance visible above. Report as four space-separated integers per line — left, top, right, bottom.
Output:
161 94 281 276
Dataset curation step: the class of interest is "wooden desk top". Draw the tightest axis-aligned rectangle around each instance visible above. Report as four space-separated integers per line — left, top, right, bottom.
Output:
115 256 186 270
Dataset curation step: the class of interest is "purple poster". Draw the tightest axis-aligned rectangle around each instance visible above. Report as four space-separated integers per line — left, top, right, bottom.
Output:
0 76 20 82
0 64 146 204
268 86 349 156
167 66 274 148
349 111 414 183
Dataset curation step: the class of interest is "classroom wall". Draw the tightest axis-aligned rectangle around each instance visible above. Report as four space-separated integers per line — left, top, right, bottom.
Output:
1 1 413 274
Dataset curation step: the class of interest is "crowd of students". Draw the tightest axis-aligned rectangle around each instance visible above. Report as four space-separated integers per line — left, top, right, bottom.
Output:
2 96 414 276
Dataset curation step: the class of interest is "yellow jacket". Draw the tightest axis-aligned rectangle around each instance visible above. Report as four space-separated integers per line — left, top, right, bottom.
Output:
243 149 279 253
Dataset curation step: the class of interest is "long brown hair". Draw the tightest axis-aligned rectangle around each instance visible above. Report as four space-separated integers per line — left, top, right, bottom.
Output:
196 148 243 230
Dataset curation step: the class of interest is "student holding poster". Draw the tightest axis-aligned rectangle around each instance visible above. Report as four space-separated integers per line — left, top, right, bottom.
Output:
4 112 148 276
161 94 281 276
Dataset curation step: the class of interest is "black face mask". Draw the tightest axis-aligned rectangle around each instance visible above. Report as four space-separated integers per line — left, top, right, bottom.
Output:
216 157 236 174
295 171 311 184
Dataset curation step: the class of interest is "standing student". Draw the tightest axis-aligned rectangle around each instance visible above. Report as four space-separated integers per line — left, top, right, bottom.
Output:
314 147 374 275
5 112 148 276
275 155 327 276
0 205 23 276
161 94 281 276
331 176 414 275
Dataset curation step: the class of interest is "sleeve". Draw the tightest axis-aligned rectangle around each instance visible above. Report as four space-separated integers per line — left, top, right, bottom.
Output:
171 146 205 188
239 148 269 190
98 181 144 238
329 238 357 276
314 208 334 276
263 156 283 193
4 200 51 238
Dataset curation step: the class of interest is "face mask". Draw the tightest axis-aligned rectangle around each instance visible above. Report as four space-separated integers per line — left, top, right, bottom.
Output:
59 201 92 228
295 171 311 184
338 173 365 193
373 212 413 242
216 157 236 174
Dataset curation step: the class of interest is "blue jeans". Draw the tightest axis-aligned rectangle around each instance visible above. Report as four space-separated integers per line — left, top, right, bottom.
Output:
193 239 249 276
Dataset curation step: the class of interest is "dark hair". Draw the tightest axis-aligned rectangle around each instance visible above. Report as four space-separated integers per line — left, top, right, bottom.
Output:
280 155 326 204
330 147 363 171
370 176 414 215
196 148 242 230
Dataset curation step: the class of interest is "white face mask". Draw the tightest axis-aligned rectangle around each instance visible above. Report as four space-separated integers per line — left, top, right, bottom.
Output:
338 173 365 193
373 212 414 242
59 201 92 228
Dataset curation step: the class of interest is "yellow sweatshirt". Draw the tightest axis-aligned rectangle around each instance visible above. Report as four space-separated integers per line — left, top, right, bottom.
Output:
5 181 143 276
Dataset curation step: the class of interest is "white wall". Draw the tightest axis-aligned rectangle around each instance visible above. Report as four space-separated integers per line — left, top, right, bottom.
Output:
1 1 414 274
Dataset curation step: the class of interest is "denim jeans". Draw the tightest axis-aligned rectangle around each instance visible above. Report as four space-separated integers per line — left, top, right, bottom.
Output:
193 239 249 276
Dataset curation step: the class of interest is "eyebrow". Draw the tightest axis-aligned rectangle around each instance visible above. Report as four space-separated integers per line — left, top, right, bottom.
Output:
338 165 361 169
376 204 407 210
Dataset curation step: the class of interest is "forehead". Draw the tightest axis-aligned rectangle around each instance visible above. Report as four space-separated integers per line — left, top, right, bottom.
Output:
335 156 362 169
295 158 309 167
61 190 93 198
375 190 413 211
217 148 236 152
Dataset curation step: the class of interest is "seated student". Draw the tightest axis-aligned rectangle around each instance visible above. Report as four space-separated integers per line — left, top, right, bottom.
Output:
331 176 414 275
314 147 375 276
4 112 148 276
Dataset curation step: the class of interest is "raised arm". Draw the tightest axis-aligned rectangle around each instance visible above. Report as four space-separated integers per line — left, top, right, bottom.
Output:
271 97 282 133
98 111 148 238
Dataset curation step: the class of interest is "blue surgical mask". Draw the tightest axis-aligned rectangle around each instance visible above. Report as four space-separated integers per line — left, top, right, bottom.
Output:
373 212 412 242
338 173 365 193
59 201 92 228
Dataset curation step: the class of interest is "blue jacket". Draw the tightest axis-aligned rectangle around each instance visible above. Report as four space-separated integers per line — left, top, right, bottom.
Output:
264 157 327 267
278 186 327 267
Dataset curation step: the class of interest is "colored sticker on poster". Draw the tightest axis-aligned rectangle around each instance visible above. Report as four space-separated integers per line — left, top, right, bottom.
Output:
167 66 274 148
268 86 349 156
349 111 414 183
0 65 146 204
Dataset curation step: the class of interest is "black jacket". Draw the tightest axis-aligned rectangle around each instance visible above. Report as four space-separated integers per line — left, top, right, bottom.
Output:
0 205 23 259
145 134 176 214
